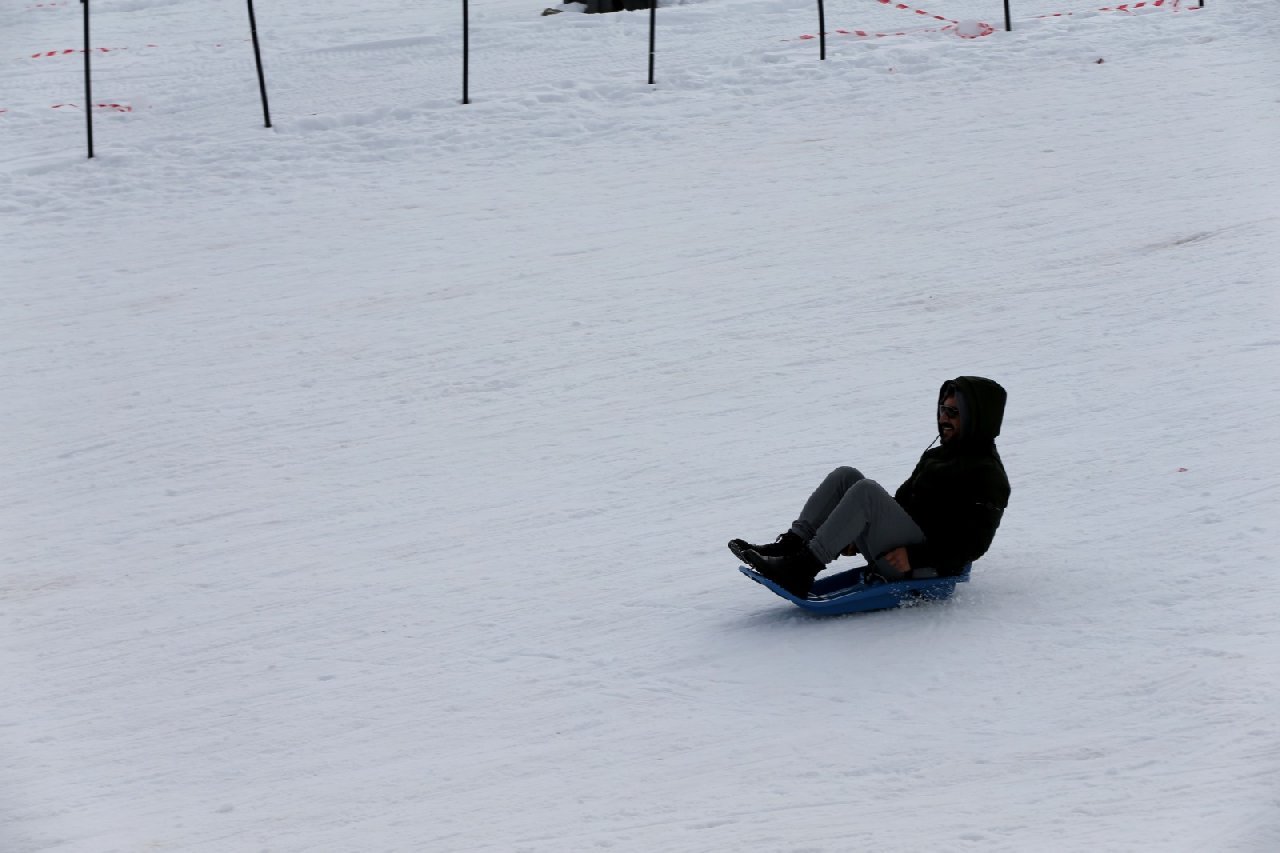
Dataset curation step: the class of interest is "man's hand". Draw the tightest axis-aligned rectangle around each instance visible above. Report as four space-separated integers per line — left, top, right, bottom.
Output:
841 542 859 557
883 546 911 575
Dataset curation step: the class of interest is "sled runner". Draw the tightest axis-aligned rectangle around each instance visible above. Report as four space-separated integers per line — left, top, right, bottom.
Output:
739 562 972 615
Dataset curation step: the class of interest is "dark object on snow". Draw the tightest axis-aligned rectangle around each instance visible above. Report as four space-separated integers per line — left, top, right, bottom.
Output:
739 562 973 615
246 0 273 127
542 7 562 13
83 0 92 158
815 0 827 61
579 0 651 12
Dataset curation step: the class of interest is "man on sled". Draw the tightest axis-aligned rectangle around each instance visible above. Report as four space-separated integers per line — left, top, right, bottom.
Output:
730 376 1010 598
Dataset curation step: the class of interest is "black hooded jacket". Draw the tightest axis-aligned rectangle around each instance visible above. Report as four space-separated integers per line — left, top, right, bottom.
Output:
894 376 1011 576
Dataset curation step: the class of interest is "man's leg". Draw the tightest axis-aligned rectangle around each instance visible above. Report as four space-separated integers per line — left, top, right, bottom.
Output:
789 466 866 546
806 478 926 580
737 467 920 598
730 468 862 561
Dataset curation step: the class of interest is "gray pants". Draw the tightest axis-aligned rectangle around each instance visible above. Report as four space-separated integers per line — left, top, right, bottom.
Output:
790 467 926 580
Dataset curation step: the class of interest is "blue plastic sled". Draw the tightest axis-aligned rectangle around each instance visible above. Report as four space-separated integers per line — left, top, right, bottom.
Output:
739 562 972 615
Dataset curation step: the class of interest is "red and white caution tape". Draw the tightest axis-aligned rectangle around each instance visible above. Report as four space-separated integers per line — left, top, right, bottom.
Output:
796 0 1199 44
1 103 134 113
52 102 133 112
1034 0 1201 18
799 25 952 41
31 45 157 58
797 22 994 41
875 0 956 24
1097 1 1168 10
876 0 995 38
797 0 994 42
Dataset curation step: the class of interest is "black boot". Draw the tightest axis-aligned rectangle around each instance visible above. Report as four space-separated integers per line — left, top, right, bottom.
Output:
742 545 824 598
728 531 803 562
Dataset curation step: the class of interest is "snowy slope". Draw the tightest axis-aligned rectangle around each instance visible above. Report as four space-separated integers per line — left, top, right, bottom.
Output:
4 0 1280 851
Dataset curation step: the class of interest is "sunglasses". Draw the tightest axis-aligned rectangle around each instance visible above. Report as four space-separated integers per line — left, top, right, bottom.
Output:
938 404 960 419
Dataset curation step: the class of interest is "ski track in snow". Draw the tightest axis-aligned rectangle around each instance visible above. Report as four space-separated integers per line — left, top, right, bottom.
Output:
3 0 1280 851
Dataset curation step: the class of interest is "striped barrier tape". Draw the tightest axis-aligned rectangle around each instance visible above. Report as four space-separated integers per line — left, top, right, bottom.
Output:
31 45 158 58
797 22 997 40
800 25 953 41
1035 0 1166 16
876 0 956 24
1034 0 1202 17
797 22 995 41
52 103 133 112
876 1 996 37
799 1 994 42
798 0 1197 42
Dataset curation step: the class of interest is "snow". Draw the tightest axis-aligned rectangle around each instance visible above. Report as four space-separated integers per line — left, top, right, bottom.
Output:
3 0 1279 850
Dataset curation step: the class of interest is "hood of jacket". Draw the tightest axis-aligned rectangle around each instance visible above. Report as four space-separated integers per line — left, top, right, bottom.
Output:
940 376 1006 448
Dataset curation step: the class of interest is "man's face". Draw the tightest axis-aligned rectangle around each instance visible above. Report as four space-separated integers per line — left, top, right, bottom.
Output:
938 394 963 444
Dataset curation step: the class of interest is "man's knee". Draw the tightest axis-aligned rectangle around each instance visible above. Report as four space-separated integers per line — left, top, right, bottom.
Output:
848 478 886 501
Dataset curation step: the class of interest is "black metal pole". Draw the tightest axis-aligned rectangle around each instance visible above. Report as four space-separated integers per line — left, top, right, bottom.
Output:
818 0 826 60
83 0 93 158
1004 0 1012 32
246 0 272 127
463 0 470 104
648 0 656 85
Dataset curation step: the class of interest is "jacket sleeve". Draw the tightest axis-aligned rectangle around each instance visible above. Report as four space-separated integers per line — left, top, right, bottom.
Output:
894 460 924 504
904 465 1008 575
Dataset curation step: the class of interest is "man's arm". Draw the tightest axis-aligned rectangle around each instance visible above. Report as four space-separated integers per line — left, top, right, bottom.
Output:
903 499 1005 574
903 463 1008 574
